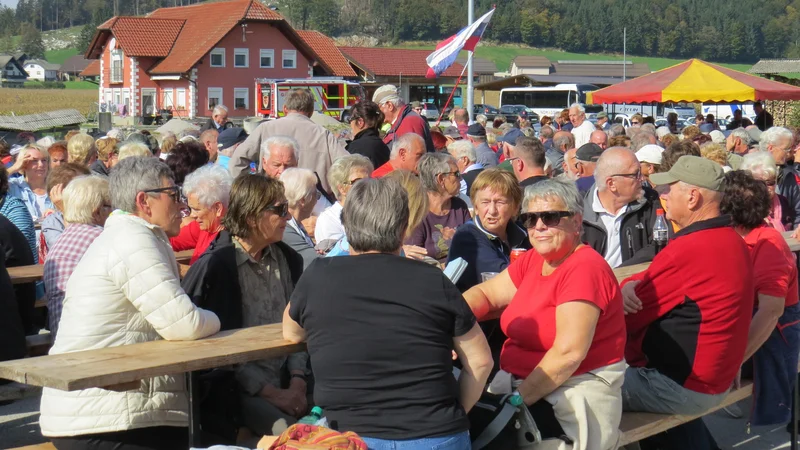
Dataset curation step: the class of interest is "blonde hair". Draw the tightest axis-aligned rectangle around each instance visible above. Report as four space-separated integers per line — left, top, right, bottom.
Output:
486 132 497 146
118 143 152 161
62 175 110 224
385 169 428 239
64 130 81 142
67 133 97 165
700 143 729 167
160 134 177 155
682 125 700 140
95 137 119 162
469 168 523 212
17 144 47 176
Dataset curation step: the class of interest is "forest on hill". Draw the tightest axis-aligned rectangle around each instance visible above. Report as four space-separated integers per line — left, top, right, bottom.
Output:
0 0 798 64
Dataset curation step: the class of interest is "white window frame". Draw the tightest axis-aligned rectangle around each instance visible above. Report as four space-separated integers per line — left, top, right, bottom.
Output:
162 88 174 109
259 49 274 68
110 49 124 83
209 48 225 68
176 88 186 110
208 87 223 111
234 48 249 68
282 50 296 69
234 88 249 110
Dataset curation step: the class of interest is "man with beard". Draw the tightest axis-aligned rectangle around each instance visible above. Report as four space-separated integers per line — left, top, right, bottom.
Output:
581 147 662 268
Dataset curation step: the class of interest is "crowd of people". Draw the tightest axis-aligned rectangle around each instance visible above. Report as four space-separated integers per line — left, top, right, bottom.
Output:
0 87 799 450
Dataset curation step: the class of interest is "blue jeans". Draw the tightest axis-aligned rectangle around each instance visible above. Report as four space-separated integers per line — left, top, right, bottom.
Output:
361 431 471 450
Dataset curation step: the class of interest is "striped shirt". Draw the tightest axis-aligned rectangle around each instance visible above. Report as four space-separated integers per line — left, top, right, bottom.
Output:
43 223 103 338
0 194 37 264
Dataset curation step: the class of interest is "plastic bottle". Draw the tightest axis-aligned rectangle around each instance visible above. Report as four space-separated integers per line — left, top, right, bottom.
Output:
653 209 669 254
298 406 328 426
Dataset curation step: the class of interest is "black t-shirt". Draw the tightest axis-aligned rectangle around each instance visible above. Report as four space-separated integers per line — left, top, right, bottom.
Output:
289 253 477 439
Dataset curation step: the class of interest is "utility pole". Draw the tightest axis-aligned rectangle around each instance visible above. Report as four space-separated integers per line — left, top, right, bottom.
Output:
623 27 627 82
466 0 474 122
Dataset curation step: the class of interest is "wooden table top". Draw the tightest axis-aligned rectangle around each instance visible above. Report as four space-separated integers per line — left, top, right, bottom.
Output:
0 323 304 391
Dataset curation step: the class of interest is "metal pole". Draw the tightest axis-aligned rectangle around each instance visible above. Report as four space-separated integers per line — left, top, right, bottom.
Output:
623 27 627 83
467 0 475 123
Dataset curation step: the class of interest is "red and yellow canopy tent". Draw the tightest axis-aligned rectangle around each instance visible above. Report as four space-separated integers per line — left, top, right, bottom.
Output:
586 59 800 104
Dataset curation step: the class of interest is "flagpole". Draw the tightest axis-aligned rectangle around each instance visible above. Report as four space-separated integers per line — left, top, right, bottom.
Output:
467 0 475 123
435 53 473 127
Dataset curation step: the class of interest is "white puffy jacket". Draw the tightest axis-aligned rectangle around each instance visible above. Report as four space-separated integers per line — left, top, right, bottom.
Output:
40 213 221 437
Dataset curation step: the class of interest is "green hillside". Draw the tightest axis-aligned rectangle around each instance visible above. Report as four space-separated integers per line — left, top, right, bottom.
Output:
45 48 80 65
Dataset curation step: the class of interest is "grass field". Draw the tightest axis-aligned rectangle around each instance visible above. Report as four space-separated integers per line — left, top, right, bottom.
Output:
23 80 98 89
0 88 97 116
45 48 80 65
398 43 754 74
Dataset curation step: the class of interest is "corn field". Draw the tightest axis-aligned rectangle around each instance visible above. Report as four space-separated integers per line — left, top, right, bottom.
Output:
0 88 97 117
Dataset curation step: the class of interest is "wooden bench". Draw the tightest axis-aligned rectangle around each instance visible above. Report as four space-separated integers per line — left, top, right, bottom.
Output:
0 381 41 402
26 333 53 357
9 444 56 450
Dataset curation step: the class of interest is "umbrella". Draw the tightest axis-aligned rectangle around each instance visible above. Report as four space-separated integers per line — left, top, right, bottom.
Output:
586 59 800 104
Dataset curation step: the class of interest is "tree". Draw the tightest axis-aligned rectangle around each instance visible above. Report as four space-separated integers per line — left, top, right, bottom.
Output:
77 21 97 53
0 29 15 54
20 23 45 58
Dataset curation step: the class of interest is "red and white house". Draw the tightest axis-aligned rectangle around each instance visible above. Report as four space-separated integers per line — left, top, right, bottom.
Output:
84 0 355 119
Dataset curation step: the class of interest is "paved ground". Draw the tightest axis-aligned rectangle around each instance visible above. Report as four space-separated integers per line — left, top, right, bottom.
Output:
0 396 797 449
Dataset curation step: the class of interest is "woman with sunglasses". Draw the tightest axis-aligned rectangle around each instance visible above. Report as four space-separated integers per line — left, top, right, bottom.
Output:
40 157 220 450
463 178 627 450
741 152 794 231
345 101 390 169
182 174 307 444
315 154 374 246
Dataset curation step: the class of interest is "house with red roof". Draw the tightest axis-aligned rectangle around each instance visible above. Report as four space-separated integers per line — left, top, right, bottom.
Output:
84 0 355 121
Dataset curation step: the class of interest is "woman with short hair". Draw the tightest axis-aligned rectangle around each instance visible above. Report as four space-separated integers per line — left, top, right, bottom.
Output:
315 154 373 244
44 175 112 338
7 144 53 224
741 152 795 230
40 156 220 450
91 136 120 177
66 133 99 166
464 178 627 449
346 101 390 169
39 163 91 260
720 170 800 427
47 141 68 167
169 164 233 264
284 177 493 449
280 168 319 269
119 142 154 161
406 153 471 263
165 141 211 185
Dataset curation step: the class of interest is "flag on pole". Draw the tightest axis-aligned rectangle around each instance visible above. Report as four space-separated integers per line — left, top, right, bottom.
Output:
425 8 495 79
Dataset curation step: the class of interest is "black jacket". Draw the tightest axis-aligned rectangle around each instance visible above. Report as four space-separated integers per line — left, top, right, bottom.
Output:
0 214 35 334
346 128 390 169
199 118 230 133
777 165 800 229
0 249 26 367
462 168 484 195
181 230 304 331
581 185 665 267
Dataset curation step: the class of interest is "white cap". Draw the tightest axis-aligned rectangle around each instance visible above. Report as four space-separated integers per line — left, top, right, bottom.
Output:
372 85 400 105
656 126 671 138
709 130 725 144
635 144 664 165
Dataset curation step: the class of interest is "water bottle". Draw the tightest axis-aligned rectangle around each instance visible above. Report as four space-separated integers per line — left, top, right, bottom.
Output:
653 209 669 254
298 406 328 426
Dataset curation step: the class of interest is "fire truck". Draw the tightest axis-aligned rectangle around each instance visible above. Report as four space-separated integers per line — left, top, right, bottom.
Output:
255 78 365 121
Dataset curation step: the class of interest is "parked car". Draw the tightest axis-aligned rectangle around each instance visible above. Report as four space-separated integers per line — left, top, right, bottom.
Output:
499 104 528 122
419 103 439 121
473 104 499 116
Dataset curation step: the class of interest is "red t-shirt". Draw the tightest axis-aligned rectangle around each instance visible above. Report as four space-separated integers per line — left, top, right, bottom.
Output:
745 225 798 307
501 246 626 379
372 161 395 178
169 220 219 265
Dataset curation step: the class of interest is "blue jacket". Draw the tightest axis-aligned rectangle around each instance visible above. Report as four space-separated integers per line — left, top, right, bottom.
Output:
777 165 800 230
446 218 530 292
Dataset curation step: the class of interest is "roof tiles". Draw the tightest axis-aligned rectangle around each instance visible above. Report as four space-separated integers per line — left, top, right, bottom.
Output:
339 47 464 78
103 17 185 57
80 60 100 77
297 30 356 78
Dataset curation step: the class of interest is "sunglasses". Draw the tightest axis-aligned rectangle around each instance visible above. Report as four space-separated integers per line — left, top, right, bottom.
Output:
610 170 642 180
441 170 462 179
263 201 289 218
143 186 181 202
520 211 574 228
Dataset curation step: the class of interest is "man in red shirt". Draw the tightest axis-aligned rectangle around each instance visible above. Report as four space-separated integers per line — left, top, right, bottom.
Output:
372 133 427 178
621 156 754 418
373 85 434 153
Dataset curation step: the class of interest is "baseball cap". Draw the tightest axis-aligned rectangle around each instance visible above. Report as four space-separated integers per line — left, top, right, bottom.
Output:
410 101 421 108
635 144 664 165
596 111 608 119
467 123 486 138
575 143 604 162
649 155 725 191
746 127 762 143
709 130 725 144
372 85 400 105
497 128 523 145
656 126 671 138
218 127 248 150
442 126 461 139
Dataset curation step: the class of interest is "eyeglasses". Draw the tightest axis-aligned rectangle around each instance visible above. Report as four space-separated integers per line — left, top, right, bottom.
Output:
761 178 777 187
441 170 461 179
609 170 642 180
142 186 181 202
343 177 365 186
263 201 289 218
519 211 574 228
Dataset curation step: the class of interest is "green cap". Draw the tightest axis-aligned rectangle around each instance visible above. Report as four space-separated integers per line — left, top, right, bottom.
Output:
649 155 725 191
311 406 323 416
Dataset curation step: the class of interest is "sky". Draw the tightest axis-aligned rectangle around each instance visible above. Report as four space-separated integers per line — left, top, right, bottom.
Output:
0 0 17 7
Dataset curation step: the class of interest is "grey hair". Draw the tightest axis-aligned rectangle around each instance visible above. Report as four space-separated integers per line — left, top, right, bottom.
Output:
280 167 318 208
608 123 626 138
342 177 409 253
729 128 752 146
553 132 575 151
261 135 299 161
327 154 374 201
418 152 456 192
476 114 488 126
447 139 476 163
118 142 151 161
522 178 584 217
630 132 655 152
569 103 585 114
212 105 228 116
391 132 424 159
758 126 794 152
740 151 778 179
62 175 110 224
540 125 554 139
110 156 174 213
182 164 233 208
